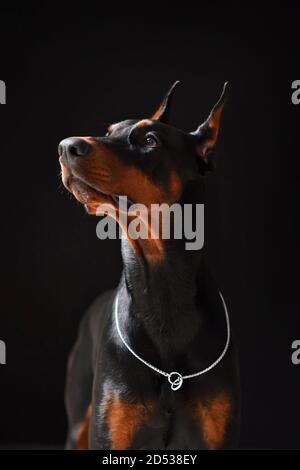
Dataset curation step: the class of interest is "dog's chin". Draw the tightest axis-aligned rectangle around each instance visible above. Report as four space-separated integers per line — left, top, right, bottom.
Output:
60 161 134 216
64 176 115 215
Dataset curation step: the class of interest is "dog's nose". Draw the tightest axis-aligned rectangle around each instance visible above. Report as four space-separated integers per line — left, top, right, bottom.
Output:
58 138 91 161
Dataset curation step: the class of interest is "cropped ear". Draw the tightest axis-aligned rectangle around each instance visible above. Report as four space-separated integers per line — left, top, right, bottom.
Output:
191 82 228 171
150 81 180 123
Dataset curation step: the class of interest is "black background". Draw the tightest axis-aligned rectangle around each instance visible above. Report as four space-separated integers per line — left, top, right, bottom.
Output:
0 4 299 449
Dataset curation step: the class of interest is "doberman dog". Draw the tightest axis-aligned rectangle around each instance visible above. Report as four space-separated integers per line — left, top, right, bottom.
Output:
58 82 240 450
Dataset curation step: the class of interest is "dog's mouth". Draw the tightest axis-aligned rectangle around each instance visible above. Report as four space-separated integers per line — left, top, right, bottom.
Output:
68 176 135 214
60 162 134 214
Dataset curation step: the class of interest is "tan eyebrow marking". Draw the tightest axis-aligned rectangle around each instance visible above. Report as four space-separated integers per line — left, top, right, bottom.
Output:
108 124 116 133
137 119 152 128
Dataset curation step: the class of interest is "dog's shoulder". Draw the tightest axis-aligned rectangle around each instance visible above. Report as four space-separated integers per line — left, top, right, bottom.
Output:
84 289 116 344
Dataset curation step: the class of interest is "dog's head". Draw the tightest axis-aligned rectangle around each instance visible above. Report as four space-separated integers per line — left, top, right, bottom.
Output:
59 82 227 216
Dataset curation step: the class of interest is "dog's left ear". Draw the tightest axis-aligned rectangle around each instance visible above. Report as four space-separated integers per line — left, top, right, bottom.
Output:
151 81 180 123
191 82 228 172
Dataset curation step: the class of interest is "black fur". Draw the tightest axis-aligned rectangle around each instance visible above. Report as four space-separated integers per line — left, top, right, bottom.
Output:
59 83 240 450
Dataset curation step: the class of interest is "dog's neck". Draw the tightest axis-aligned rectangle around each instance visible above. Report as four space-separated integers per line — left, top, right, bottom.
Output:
119 181 209 352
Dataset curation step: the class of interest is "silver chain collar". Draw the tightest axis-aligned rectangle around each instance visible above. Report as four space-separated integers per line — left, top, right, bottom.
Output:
114 292 230 391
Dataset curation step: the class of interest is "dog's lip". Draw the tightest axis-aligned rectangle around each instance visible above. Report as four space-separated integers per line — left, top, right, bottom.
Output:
68 175 112 200
67 174 135 208
59 157 135 207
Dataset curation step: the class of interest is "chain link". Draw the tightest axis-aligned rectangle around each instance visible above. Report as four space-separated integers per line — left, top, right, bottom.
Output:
114 291 230 390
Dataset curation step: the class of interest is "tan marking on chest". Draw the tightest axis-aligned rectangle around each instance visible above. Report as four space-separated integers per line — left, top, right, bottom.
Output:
104 396 152 450
194 393 231 449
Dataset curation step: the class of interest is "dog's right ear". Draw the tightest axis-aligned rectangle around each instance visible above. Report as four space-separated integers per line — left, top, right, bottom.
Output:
190 82 228 174
150 81 180 124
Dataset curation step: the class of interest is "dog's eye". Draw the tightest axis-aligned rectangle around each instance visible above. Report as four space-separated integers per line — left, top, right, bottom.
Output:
143 134 159 148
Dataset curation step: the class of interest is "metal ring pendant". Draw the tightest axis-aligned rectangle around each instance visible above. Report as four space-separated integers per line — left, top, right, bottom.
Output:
168 372 183 391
